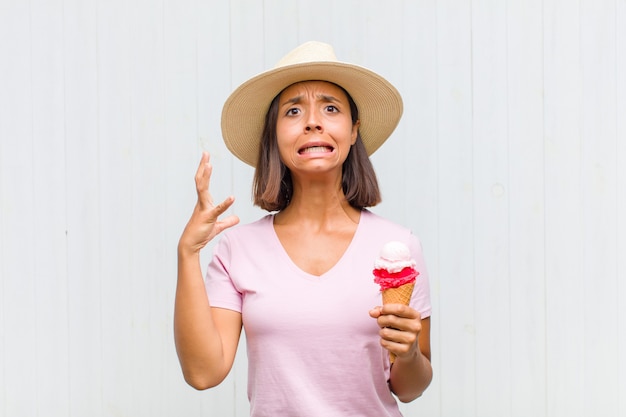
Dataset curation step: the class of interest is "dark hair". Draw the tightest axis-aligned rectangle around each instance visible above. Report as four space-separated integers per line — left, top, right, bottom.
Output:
253 83 381 211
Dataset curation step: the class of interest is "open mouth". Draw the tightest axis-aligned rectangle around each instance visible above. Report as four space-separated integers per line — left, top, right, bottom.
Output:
298 145 334 154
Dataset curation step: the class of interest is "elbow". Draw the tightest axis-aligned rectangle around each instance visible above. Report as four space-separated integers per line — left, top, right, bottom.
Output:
182 369 226 391
184 374 220 391
396 388 423 403
185 377 213 391
176 350 231 390
187 381 215 391
396 380 432 403
392 362 433 403
397 391 423 403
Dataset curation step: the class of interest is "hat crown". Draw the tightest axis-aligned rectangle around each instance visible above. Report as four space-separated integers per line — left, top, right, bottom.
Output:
275 41 338 68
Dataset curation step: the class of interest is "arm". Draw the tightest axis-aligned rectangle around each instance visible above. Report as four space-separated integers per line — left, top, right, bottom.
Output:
174 152 241 390
388 315 432 401
369 306 433 402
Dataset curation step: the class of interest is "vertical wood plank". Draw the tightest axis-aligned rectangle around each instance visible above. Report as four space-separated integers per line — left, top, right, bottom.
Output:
296 0 334 43
436 1 475 415
617 3 626 416
0 2 36 416
0 43 3 410
0 85 3 415
507 0 547 416
471 1 511 416
329 1 365 64
543 1 584 416
262 1 299 66
63 0 103 414
129 0 171 414
579 1 619 414
96 0 136 414
31 0 70 415
330 0 364 58
399 1 440 415
364 1 406 227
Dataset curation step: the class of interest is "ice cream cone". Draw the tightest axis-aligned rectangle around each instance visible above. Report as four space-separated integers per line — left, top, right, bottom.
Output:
381 282 414 364
373 241 419 365
381 282 414 305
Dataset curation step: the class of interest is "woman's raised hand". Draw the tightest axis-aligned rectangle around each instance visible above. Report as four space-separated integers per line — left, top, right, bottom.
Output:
178 152 240 256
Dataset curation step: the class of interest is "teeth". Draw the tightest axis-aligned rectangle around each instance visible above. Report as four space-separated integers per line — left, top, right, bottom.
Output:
301 146 330 154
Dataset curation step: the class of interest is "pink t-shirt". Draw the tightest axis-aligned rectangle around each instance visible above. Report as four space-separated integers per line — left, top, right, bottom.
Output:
205 209 431 417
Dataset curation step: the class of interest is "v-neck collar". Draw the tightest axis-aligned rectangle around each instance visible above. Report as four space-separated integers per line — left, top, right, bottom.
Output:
267 210 368 280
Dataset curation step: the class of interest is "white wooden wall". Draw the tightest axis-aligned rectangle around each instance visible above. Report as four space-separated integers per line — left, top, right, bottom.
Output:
0 0 624 416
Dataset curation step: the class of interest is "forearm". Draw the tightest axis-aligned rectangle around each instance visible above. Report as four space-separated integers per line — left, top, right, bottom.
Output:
388 350 433 402
174 248 231 389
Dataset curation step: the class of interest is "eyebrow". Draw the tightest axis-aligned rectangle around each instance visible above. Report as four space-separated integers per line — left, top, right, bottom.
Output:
280 94 342 108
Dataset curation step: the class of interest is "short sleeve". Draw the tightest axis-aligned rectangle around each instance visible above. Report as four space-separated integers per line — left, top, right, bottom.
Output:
204 235 243 313
408 233 431 319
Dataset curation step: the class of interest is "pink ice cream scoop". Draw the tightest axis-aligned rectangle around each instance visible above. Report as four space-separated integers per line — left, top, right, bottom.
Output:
373 241 419 292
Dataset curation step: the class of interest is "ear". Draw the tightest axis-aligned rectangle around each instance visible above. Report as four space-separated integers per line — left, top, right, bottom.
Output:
351 120 360 145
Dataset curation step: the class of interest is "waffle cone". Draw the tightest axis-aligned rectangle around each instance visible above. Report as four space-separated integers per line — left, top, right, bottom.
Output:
382 282 414 306
381 282 415 364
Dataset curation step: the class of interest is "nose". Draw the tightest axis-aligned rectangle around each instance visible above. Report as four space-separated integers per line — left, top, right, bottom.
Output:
304 117 324 132
305 124 323 132
304 111 323 133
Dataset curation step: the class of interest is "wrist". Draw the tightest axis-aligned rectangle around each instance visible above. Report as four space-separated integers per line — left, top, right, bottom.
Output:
177 240 202 259
394 349 420 366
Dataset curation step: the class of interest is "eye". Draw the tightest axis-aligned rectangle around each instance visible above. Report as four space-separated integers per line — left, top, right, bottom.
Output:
286 107 300 116
325 105 339 113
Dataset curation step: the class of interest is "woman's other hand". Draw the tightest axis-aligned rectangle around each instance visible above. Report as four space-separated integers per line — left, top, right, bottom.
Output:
369 305 432 401
369 304 423 362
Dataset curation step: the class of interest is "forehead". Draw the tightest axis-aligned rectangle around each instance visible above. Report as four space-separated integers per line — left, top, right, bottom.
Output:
279 80 348 101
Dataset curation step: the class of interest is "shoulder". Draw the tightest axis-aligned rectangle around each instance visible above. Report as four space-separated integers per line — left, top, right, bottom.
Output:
220 214 274 241
359 210 424 254
360 209 413 237
212 214 275 257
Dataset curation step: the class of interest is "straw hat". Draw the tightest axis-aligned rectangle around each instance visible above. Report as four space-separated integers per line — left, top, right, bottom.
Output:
221 41 403 167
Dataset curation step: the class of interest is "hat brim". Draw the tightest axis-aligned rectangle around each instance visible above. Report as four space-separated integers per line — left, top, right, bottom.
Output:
221 61 403 167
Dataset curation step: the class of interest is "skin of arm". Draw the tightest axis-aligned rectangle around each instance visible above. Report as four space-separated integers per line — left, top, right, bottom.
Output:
369 306 433 402
174 152 241 389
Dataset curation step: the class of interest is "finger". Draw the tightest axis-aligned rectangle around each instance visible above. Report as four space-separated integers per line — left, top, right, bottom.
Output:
195 153 214 207
380 323 420 340
377 313 422 335
212 214 240 236
194 151 209 183
369 306 383 318
206 198 240 239
379 304 421 320
379 327 419 353
211 195 236 218
379 312 422 328
380 338 415 358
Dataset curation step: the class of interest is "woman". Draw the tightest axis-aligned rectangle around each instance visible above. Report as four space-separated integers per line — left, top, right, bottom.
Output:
175 41 432 416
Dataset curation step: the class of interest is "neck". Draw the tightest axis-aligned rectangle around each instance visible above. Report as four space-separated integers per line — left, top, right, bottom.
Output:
275 178 360 226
